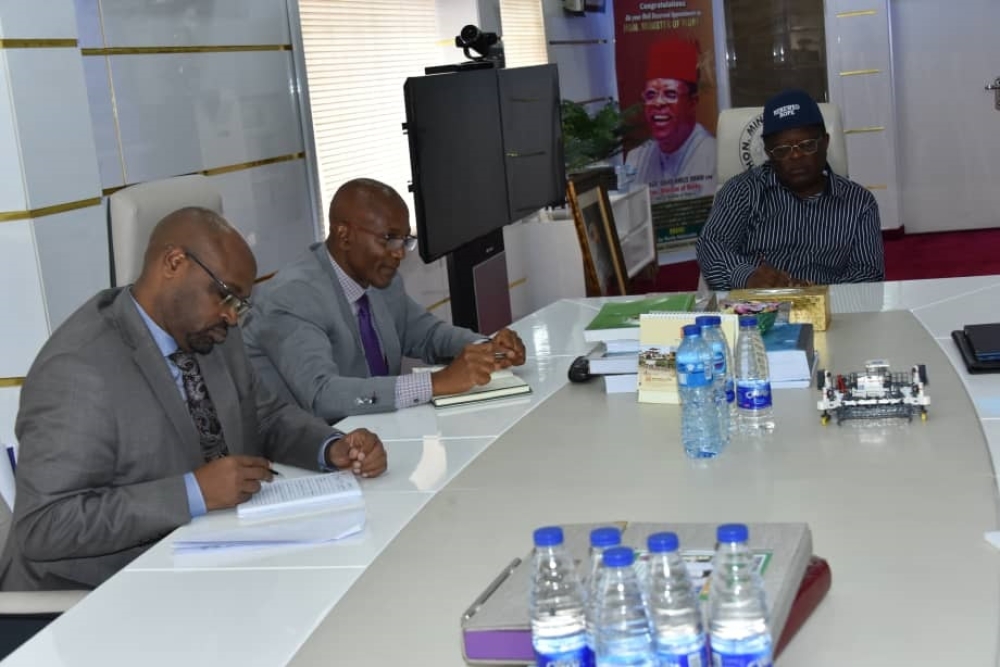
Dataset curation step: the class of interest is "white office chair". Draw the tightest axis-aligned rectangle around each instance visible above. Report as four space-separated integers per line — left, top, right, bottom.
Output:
108 175 224 286
698 103 850 291
0 497 86 616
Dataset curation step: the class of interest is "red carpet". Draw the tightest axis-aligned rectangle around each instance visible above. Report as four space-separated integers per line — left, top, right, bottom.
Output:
636 228 1000 293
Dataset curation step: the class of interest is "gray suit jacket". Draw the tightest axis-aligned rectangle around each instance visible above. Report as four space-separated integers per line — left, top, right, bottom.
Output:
242 243 481 423
0 288 337 591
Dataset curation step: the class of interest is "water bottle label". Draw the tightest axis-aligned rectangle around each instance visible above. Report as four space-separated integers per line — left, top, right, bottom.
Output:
711 649 772 667
657 644 707 666
736 382 772 410
724 379 735 404
678 360 711 388
535 645 591 667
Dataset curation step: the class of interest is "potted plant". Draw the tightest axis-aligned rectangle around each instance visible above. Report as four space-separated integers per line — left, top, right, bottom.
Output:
561 99 642 175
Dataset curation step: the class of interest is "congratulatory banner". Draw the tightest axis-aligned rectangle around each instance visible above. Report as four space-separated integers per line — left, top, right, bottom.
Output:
615 0 718 248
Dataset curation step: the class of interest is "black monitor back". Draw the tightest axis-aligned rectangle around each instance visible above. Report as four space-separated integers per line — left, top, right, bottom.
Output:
404 64 564 263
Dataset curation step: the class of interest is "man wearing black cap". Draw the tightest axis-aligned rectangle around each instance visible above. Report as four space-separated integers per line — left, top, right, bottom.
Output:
696 89 884 290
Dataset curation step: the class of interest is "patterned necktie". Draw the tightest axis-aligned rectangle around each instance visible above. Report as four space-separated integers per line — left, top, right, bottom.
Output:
169 351 230 462
356 293 389 376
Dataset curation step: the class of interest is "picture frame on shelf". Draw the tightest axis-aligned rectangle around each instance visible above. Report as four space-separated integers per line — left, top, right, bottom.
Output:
567 171 628 297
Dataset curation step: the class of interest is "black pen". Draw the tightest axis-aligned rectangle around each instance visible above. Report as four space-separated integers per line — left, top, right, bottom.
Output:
269 468 281 476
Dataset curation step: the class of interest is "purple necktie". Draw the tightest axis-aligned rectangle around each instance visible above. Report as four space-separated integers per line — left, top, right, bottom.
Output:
356 293 389 376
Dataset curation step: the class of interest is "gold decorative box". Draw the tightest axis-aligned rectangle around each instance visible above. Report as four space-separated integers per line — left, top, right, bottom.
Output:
727 286 831 331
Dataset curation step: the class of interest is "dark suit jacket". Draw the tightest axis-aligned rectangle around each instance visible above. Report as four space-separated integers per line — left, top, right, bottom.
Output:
242 244 480 423
0 288 337 591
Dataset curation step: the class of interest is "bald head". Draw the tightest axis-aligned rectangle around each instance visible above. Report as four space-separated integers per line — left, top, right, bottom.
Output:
328 178 407 232
133 206 257 354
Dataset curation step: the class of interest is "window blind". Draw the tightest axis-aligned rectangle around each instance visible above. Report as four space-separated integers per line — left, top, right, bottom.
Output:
499 0 549 68
298 0 443 226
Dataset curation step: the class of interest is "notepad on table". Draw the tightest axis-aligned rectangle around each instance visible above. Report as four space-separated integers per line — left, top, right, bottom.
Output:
236 470 363 520
431 369 532 408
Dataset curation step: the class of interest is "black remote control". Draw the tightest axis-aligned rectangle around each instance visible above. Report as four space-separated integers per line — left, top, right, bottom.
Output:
568 355 593 383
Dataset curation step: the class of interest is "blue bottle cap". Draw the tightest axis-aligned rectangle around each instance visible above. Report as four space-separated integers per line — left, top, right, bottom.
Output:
716 523 749 543
601 546 635 567
647 532 679 553
739 316 758 327
681 324 701 337
695 315 721 327
590 526 622 548
533 526 564 547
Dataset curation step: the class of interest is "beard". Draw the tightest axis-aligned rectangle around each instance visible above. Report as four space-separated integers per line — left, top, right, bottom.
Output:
185 322 229 355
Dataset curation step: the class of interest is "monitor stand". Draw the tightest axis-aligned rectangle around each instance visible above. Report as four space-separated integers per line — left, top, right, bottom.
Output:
446 228 513 334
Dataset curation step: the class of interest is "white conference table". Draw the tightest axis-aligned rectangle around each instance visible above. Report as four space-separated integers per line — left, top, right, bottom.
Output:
4 277 1000 667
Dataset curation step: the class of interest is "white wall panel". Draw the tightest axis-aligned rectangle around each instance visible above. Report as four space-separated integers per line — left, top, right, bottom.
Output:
549 43 617 103
0 0 78 38
5 48 101 208
0 385 19 446
111 51 303 184
396 254 449 313
830 12 890 77
97 0 291 47
542 3 613 42
0 221 49 377
33 205 109 330
0 52 27 213
80 56 125 189
209 159 315 276
72 0 103 48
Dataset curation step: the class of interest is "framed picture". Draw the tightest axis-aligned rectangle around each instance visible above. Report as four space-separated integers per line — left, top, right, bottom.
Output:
567 172 628 297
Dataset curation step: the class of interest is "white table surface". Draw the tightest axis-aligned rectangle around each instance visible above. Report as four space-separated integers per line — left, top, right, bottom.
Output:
5 276 1000 667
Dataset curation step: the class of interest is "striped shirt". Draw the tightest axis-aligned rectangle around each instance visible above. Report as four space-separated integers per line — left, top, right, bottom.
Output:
695 162 884 290
327 252 433 409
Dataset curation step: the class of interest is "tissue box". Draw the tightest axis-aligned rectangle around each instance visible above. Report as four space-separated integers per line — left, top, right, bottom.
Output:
728 286 831 331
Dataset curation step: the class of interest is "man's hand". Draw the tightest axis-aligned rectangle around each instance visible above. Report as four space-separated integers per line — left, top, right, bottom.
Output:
746 260 796 288
431 342 496 396
491 328 527 368
327 428 388 478
193 455 274 511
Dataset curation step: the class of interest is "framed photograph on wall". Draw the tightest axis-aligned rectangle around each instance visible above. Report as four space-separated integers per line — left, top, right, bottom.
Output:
567 172 628 297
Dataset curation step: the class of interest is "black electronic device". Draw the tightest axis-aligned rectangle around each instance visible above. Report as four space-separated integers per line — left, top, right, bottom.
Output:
568 356 593 383
403 64 565 264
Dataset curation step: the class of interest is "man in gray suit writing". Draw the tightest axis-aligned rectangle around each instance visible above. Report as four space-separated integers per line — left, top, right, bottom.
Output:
0 207 387 591
243 178 527 423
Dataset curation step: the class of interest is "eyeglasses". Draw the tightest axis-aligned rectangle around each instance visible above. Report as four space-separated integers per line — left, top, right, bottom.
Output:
342 220 417 252
183 250 252 319
642 87 690 105
766 137 823 161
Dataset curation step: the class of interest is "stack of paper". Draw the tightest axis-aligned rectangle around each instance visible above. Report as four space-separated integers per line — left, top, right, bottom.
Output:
173 472 366 553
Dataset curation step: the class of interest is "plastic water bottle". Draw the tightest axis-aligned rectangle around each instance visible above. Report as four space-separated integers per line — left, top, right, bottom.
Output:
593 547 654 667
695 315 732 444
733 317 775 433
529 526 590 667
708 524 773 667
586 527 623 658
676 325 722 458
645 532 708 667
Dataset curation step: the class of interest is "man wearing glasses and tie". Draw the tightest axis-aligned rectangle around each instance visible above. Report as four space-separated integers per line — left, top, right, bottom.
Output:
1 207 387 592
242 178 526 423
696 89 885 290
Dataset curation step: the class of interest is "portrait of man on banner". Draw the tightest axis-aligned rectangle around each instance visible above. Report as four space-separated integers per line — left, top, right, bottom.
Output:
626 37 716 199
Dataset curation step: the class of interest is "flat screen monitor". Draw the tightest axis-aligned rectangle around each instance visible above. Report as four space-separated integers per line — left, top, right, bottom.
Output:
404 64 564 263
404 68 509 263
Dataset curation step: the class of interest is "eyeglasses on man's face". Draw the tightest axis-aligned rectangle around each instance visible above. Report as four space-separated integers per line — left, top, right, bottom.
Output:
183 250 252 319
343 220 417 252
765 136 823 161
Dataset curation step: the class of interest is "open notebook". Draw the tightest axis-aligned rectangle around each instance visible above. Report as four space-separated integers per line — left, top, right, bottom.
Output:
237 470 363 519
416 368 532 408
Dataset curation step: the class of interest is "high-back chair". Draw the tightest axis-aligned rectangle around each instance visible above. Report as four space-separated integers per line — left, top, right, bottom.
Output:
108 175 224 286
0 492 87 658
